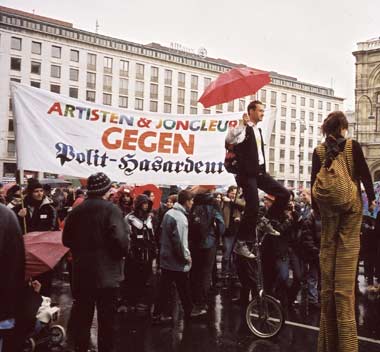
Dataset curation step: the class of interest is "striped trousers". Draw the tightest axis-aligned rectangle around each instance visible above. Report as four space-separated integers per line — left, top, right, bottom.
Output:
318 198 362 352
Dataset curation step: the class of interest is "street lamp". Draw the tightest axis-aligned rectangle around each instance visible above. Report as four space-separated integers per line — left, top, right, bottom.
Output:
356 94 376 141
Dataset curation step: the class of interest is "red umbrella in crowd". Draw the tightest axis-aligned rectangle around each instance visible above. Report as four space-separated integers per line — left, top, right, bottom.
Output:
133 184 162 210
198 67 271 108
24 231 69 279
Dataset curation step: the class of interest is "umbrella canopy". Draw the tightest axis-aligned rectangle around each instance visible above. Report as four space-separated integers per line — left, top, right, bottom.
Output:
362 182 380 219
133 184 162 210
39 178 72 187
198 67 271 108
24 231 69 279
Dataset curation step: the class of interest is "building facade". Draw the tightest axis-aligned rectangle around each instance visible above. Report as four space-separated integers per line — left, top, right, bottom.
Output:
0 6 344 188
353 37 380 182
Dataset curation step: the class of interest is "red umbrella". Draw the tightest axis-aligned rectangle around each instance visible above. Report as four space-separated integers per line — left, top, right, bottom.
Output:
24 231 69 279
198 67 271 108
133 184 162 210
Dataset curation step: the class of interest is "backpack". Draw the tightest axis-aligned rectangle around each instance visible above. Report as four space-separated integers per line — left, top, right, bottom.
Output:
312 138 357 213
188 204 216 248
224 142 239 174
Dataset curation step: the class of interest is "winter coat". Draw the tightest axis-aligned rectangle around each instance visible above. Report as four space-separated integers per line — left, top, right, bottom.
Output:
0 204 25 321
300 211 321 263
221 197 245 235
62 197 128 295
13 196 58 234
160 203 192 272
189 193 225 249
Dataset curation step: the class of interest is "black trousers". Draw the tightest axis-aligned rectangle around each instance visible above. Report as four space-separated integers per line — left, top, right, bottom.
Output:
190 246 217 306
235 254 259 308
69 288 118 352
154 269 193 317
236 171 290 242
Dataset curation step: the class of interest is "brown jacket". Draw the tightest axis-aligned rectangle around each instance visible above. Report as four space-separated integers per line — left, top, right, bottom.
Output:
221 197 245 229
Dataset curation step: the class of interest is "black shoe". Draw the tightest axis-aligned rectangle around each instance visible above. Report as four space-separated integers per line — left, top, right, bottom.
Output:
190 307 207 318
152 314 173 325
257 217 280 236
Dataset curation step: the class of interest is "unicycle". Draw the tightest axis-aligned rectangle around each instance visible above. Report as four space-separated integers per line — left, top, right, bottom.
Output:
245 229 285 338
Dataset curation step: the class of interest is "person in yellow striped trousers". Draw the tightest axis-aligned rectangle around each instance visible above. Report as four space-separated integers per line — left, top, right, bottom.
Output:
311 111 376 352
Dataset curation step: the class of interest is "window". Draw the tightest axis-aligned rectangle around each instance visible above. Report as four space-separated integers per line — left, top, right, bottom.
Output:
291 95 296 104
239 99 245 111
228 101 234 112
8 119 14 132
301 110 305 120
290 150 295 160
9 98 12 111
150 84 158 99
204 77 211 88
280 150 285 158
150 100 158 112
70 68 79 81
177 105 184 114
69 87 78 98
309 126 314 134
270 91 277 105
103 93 112 105
135 98 144 110
291 122 296 132
326 102 331 111
87 72 96 89
31 81 40 88
11 37 22 50
290 136 295 145
191 91 198 106
308 139 313 148
151 66 159 82
10 57 21 71
288 179 294 187
300 137 304 146
300 152 304 160
269 163 275 174
178 72 186 87
191 75 198 90
308 167 311 175
50 84 60 93
334 104 339 111
203 109 211 114
318 100 323 110
318 114 323 122
87 53 96 70
281 107 287 117
301 97 305 106
86 90 95 102
31 41 41 55
178 89 185 104
269 148 275 160
51 46 61 58
308 152 313 161
291 109 296 119
300 165 304 174
190 107 197 115
135 81 144 98
103 75 112 92
119 96 128 108
261 89 267 103
270 135 275 147
70 49 79 62
119 78 128 95
31 61 41 75
280 135 286 144
7 140 16 155
164 103 171 113
280 164 285 173
309 112 314 121
164 86 172 102
136 63 144 80
164 69 172 85
120 60 129 76
51 65 61 78
281 93 287 103
216 104 223 113
281 121 286 130
103 57 113 74
309 99 314 108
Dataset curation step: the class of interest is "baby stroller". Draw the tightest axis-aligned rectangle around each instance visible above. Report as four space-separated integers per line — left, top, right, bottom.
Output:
23 296 66 352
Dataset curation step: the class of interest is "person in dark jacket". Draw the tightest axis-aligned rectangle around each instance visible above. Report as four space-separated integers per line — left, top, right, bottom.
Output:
0 204 25 352
63 172 128 352
123 194 156 311
189 188 225 313
13 178 58 234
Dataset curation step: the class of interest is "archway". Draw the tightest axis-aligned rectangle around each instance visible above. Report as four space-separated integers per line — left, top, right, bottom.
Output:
374 170 380 182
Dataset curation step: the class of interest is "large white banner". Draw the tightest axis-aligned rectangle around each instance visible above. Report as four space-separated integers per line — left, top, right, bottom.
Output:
12 83 275 185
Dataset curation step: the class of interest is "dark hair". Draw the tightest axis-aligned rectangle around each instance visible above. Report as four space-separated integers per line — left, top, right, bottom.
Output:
247 100 263 114
321 111 348 138
178 190 193 205
143 190 153 197
167 194 178 203
227 185 237 194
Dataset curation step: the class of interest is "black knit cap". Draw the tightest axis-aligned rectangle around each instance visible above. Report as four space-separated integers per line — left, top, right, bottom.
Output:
86 172 112 196
26 178 43 193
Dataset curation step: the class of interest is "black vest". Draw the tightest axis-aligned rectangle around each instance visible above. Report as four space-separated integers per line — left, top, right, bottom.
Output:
235 125 266 177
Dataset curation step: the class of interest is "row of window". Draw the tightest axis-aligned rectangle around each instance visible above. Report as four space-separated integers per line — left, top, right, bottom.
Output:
260 89 340 111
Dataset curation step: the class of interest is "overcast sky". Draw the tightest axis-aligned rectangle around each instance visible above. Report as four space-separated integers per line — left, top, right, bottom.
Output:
3 0 380 109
